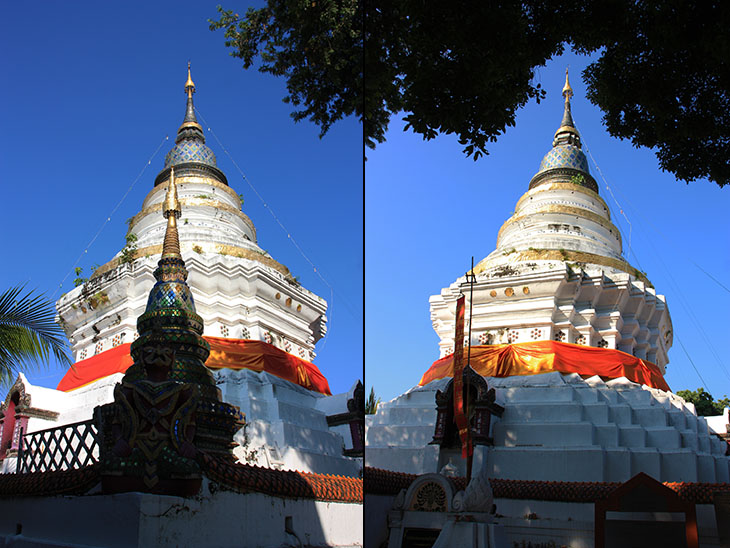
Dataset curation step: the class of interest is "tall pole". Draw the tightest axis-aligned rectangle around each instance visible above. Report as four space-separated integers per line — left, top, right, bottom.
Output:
466 256 475 484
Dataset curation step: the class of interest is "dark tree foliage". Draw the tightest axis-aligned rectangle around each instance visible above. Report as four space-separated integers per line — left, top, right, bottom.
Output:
209 1 362 137
212 1 730 186
676 387 730 417
365 2 571 158
574 2 730 187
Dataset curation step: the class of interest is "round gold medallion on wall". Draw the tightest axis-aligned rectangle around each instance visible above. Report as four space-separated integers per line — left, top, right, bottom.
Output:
523 286 530 294
489 290 497 298
505 287 514 297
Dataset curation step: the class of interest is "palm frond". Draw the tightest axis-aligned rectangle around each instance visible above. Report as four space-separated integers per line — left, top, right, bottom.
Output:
0 285 72 382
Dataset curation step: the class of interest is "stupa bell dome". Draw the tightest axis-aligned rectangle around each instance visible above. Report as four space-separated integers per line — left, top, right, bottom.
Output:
164 140 217 168
534 69 590 177
163 62 217 170
538 144 589 174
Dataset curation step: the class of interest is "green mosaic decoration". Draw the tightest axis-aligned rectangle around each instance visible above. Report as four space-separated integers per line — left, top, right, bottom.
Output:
98 70 243 495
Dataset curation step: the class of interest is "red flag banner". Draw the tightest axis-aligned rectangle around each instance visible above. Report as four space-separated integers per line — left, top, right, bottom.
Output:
452 294 471 459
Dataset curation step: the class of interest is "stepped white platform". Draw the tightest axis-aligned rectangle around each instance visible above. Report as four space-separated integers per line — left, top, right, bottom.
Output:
0 370 362 477
365 371 730 483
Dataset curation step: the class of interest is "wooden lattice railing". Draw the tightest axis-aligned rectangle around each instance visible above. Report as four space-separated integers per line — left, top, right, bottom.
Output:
17 419 99 474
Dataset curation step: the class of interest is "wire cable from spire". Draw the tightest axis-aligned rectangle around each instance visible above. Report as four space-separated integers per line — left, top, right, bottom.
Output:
584 138 730 391
52 135 170 300
583 142 633 260
193 108 361 350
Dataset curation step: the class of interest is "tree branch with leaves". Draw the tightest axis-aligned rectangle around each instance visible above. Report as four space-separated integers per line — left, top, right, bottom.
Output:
210 0 362 138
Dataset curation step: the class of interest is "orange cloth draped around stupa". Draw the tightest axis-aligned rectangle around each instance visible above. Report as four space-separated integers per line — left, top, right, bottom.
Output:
419 340 670 392
57 337 331 395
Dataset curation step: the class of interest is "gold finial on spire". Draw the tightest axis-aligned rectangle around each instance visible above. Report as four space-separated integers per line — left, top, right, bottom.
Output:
562 68 573 103
185 61 195 99
162 168 182 258
164 167 181 218
554 67 580 146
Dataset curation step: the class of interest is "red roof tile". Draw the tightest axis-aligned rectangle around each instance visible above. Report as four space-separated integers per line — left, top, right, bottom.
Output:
0 465 100 498
364 467 730 504
202 454 362 503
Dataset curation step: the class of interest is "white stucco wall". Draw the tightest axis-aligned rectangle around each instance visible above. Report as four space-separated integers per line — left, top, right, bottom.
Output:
0 479 362 547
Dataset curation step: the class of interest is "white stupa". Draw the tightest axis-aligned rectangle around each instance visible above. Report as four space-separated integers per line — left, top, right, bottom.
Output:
0 66 362 478
366 71 729 486
59 64 326 364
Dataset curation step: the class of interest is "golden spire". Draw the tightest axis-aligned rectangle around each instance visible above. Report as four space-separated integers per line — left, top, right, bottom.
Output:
562 68 573 104
162 168 182 258
185 61 195 99
554 67 579 146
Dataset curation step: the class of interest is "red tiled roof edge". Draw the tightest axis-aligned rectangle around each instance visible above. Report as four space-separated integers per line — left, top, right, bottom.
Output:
363 467 730 504
0 465 100 498
202 454 363 503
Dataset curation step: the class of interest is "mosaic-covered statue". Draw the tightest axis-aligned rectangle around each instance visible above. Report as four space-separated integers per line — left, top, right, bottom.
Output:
97 164 242 495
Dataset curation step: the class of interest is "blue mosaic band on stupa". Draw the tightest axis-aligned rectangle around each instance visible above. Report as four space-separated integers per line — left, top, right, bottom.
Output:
539 145 590 173
165 140 217 168
528 70 599 194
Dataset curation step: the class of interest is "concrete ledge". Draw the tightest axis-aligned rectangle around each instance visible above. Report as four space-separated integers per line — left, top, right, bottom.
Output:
618 425 646 448
487 447 604 481
715 456 730 483
366 425 434 448
493 422 595 447
500 402 583 424
660 449 697 482
608 404 632 425
582 403 610 424
645 427 681 449
630 448 660 478
631 406 668 428
499 386 576 403
0 482 363 548
595 424 619 447
365 446 439 475
379 406 437 426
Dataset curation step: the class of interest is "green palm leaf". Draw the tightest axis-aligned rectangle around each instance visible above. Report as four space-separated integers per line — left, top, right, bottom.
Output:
0 285 72 383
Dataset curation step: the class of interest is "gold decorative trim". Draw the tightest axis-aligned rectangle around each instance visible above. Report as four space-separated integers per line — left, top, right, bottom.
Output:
474 248 652 286
127 197 256 240
150 175 240 202
515 182 611 219
497 204 621 247
91 243 291 279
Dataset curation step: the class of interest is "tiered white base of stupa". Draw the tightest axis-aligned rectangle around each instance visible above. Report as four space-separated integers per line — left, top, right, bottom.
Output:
0 369 361 477
218 369 362 476
366 371 730 483
431 262 672 370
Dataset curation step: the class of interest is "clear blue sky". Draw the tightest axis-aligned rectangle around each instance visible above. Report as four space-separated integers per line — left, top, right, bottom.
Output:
366 51 730 404
0 2 362 395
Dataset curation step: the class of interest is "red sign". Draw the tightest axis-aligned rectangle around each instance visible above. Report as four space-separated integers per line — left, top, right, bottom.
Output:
452 294 472 459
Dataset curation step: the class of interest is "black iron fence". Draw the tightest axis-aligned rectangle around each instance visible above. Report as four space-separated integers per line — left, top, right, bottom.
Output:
17 419 99 474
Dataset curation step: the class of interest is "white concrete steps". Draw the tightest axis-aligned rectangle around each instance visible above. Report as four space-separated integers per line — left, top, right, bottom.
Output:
372 405 437 426
500 402 583 423
366 424 435 448
487 446 605 482
367 373 730 484
492 422 596 447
